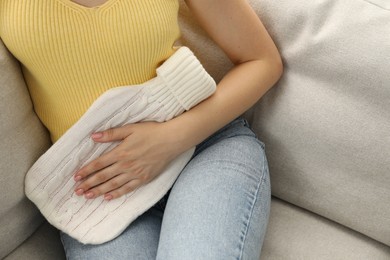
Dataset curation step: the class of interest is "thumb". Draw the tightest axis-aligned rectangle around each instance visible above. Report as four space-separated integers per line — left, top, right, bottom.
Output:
91 125 133 142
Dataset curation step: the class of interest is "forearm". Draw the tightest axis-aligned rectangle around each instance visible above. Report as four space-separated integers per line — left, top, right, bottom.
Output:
163 0 284 154
165 56 283 154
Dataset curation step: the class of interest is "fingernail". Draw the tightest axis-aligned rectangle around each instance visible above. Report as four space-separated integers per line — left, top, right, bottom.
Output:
75 189 84 196
91 132 103 139
104 194 113 201
74 175 81 181
85 192 94 199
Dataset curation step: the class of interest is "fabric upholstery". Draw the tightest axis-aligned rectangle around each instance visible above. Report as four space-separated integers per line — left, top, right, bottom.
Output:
250 0 390 246
178 0 390 246
4 223 65 260
0 39 51 258
261 198 390 260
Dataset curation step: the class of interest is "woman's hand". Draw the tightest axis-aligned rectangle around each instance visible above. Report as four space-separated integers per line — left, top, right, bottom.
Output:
73 121 182 201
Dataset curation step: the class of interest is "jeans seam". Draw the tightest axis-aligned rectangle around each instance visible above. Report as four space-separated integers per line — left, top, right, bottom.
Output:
237 150 267 260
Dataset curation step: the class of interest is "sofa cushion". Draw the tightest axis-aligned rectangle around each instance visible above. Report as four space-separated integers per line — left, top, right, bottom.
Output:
261 198 390 260
0 39 51 258
4 222 65 260
178 0 390 246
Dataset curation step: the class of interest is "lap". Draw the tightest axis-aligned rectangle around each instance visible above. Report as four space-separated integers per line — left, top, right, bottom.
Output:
60 118 270 260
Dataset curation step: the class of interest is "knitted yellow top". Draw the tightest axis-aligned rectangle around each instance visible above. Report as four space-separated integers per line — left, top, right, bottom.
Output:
0 0 180 142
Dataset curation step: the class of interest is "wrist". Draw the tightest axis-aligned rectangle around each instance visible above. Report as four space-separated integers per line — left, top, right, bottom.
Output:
162 118 198 153
158 121 192 158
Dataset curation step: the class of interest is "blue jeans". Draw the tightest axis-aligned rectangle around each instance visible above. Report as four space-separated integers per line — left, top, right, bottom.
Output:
60 118 271 259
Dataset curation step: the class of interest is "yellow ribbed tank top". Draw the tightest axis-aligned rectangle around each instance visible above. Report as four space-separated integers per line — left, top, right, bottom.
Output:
0 0 180 142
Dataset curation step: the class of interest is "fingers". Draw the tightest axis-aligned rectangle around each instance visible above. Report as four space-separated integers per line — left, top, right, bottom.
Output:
72 122 167 201
74 144 124 181
74 163 120 197
80 172 141 200
104 179 143 200
74 125 138 200
92 125 133 143
75 157 148 200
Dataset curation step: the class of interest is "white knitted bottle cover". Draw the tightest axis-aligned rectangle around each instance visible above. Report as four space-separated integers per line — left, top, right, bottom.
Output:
24 47 216 245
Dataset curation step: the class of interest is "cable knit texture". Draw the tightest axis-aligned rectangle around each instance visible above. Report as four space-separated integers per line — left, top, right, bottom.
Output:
0 0 180 141
24 47 217 245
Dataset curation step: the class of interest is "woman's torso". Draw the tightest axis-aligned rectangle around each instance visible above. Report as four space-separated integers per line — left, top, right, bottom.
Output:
0 0 180 141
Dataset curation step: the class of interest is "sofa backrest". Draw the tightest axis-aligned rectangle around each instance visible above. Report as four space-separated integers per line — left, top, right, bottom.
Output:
0 39 51 258
178 0 390 246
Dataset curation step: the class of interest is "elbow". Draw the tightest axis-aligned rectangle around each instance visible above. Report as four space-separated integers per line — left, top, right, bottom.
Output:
269 51 284 85
243 48 284 87
275 54 284 80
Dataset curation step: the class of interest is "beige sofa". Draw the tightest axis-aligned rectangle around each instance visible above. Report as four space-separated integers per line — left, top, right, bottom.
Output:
1 0 390 259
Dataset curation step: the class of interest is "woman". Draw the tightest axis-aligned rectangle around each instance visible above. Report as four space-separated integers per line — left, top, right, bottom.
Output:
0 0 282 258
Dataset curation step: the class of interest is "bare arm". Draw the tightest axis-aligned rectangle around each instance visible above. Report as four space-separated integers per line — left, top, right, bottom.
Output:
74 0 283 200
165 0 283 153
